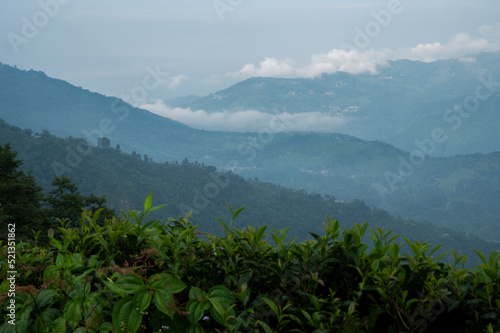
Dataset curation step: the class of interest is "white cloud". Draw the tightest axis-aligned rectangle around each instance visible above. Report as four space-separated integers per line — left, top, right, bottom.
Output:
302 49 390 76
236 57 298 78
226 31 500 79
458 57 477 63
225 50 388 79
478 25 494 34
403 33 499 62
477 22 500 40
139 100 350 132
168 74 189 89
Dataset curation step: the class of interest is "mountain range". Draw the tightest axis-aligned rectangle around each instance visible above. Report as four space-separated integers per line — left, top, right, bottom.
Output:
0 56 499 243
173 52 500 157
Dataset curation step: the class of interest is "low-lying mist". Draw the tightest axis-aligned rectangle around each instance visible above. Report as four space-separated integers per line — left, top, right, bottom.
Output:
139 100 351 133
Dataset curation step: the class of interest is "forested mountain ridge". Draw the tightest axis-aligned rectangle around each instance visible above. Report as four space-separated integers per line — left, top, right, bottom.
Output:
179 52 500 156
1 62 499 242
224 132 500 241
0 119 497 268
0 62 242 163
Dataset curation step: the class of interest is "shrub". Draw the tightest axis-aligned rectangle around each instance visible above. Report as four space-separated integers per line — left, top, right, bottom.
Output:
1 194 499 332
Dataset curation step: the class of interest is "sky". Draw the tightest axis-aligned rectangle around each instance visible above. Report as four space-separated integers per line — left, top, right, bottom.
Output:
1 0 500 131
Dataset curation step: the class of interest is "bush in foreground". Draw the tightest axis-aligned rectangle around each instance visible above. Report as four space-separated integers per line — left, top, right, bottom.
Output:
1 194 499 332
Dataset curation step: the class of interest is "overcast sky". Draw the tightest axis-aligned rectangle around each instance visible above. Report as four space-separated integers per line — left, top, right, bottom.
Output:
1 0 499 103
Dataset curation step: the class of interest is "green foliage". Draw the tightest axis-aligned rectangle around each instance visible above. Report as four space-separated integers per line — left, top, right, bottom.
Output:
0 141 115 245
42 175 115 228
217 202 245 236
0 122 496 268
98 137 111 149
0 143 43 241
1 195 499 332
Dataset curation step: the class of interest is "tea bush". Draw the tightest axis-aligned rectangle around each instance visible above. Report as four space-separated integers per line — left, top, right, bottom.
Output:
1 194 499 332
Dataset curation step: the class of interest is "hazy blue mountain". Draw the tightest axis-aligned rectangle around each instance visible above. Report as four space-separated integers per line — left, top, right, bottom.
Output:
222 132 500 241
180 52 500 156
1 62 499 242
0 62 240 162
164 95 201 107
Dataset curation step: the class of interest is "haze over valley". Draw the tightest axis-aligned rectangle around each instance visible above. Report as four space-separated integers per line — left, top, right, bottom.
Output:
1 51 500 244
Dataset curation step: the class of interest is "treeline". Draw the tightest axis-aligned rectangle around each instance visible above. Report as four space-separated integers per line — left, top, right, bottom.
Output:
0 143 114 243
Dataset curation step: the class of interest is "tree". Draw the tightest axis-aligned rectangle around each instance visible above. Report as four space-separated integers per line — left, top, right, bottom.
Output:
43 176 115 227
98 136 111 148
0 143 43 241
23 128 33 137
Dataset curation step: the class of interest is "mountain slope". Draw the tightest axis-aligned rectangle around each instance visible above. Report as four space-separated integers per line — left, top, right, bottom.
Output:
180 52 500 156
1 63 499 242
0 118 497 268
0 63 242 162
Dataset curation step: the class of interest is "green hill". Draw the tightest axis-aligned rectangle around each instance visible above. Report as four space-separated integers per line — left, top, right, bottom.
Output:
0 119 498 268
1 62 499 243
222 132 500 241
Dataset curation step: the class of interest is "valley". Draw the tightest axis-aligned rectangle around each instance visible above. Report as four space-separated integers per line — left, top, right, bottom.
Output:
1 56 499 247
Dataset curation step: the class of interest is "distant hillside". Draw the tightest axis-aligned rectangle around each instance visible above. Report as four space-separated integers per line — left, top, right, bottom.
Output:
0 119 497 268
164 95 201 107
181 52 500 156
0 62 240 162
211 131 500 242
1 62 499 243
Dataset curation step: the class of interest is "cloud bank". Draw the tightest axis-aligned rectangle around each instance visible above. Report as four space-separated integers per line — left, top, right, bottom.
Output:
226 31 500 79
139 100 350 133
141 28 500 132
168 74 189 89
